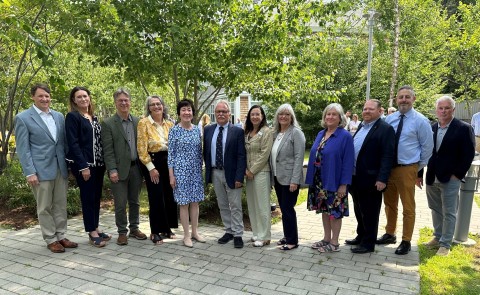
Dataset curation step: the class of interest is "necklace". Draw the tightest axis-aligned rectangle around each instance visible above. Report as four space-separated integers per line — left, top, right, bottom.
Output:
276 132 285 141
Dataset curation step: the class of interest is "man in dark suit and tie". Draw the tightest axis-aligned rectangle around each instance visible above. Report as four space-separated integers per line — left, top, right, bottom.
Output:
204 100 246 248
15 83 78 253
102 88 147 245
346 99 395 253
422 96 475 256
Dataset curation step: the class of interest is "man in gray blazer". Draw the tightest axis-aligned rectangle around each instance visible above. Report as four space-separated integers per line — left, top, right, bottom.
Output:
102 88 146 245
15 83 78 253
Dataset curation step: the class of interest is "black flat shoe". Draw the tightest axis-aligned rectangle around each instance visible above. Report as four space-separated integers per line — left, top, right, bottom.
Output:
395 241 411 255
350 246 374 254
276 237 287 245
376 233 397 245
345 237 361 245
279 244 299 251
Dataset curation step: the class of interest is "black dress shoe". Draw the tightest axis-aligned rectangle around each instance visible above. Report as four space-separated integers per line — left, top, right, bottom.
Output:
395 241 411 255
218 233 234 244
350 246 374 254
233 237 244 248
376 233 397 245
345 237 361 245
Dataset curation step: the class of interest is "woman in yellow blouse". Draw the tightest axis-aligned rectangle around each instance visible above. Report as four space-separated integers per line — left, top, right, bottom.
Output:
137 96 178 245
245 105 274 247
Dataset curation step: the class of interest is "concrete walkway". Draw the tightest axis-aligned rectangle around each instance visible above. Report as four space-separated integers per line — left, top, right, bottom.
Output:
1 186 479 295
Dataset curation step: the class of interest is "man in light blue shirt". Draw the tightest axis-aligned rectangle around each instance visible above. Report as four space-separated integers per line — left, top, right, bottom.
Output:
376 85 434 255
470 111 480 152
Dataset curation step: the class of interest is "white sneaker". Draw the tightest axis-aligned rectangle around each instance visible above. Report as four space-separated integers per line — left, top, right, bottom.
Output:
423 238 440 249
250 236 258 242
436 246 450 256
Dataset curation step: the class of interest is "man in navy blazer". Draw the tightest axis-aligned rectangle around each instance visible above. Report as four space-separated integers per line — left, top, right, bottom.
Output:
347 99 395 253
423 96 475 256
15 83 78 253
203 100 246 248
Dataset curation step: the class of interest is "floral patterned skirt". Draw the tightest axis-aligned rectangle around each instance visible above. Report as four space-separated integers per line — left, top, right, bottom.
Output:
307 170 349 219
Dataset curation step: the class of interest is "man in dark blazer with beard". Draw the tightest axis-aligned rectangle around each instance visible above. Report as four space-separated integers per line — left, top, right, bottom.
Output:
347 99 395 253
422 96 475 256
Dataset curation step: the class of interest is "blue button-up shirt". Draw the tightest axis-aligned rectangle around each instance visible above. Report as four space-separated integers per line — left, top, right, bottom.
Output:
385 108 433 170
353 119 378 174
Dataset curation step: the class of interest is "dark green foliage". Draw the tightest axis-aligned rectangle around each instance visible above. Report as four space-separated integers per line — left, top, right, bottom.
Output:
0 158 82 217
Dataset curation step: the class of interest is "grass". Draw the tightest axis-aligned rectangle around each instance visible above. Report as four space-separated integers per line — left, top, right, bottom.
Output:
418 227 480 295
474 194 480 208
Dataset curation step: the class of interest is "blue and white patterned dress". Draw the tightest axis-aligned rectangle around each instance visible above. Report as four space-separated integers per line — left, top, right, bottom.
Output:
167 124 205 205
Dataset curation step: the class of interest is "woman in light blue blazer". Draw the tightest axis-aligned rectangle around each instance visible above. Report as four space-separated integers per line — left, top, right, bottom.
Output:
270 104 305 250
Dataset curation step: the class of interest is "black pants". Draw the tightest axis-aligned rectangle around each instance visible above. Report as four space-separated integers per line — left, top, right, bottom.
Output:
141 151 178 234
350 175 383 250
75 165 105 232
274 177 299 245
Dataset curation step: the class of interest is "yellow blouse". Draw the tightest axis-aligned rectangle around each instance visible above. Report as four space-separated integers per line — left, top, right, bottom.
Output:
137 115 173 171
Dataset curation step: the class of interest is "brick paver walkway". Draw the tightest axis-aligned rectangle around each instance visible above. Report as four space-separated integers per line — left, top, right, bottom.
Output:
1 186 479 294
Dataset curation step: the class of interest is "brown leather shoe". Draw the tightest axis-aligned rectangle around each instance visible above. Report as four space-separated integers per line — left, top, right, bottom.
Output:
129 229 147 240
47 241 65 253
117 234 128 245
58 238 78 248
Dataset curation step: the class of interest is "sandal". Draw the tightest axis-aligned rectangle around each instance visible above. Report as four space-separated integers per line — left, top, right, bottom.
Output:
311 240 329 249
162 232 176 239
89 234 106 248
98 232 112 241
318 243 340 253
150 234 163 245
279 244 299 251
276 237 287 245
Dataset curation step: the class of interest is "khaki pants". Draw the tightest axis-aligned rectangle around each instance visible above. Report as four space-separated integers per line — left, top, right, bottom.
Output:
475 137 480 153
383 164 418 242
32 171 68 244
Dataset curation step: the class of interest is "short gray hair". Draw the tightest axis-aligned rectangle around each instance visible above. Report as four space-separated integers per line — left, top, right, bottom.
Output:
436 95 455 109
113 88 131 101
321 103 347 128
397 85 415 97
215 99 231 113
273 103 301 133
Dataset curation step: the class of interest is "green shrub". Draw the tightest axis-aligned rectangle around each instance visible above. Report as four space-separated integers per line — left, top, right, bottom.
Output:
0 158 82 217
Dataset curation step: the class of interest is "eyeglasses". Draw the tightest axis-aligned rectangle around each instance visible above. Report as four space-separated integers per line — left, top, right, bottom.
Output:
149 103 162 107
278 113 291 117
215 110 229 114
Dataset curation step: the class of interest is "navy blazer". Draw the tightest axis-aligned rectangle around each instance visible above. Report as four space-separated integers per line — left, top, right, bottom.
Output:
426 118 475 185
203 123 246 189
353 119 395 190
65 111 100 172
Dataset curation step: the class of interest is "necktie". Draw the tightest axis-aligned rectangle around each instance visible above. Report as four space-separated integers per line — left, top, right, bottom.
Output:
215 126 224 169
394 114 405 163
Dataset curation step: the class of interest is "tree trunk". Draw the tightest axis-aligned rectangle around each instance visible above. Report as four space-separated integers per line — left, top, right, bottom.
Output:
389 0 400 107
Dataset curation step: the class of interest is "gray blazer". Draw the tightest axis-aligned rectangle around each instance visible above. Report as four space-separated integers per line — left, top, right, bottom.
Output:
15 106 68 181
271 125 305 186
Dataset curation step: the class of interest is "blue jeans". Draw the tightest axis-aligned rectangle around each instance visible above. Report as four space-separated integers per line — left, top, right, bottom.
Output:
426 178 461 249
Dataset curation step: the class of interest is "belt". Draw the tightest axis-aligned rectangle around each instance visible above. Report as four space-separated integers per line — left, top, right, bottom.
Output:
395 163 416 167
212 167 224 170
131 160 137 166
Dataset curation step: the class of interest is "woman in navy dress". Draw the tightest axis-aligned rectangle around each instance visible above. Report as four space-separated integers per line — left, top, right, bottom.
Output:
168 99 205 248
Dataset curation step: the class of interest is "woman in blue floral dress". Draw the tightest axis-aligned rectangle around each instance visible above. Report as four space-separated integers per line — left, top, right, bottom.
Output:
168 99 205 248
305 103 354 253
